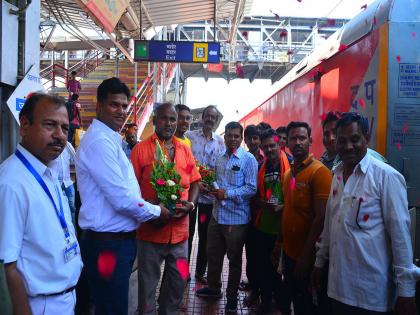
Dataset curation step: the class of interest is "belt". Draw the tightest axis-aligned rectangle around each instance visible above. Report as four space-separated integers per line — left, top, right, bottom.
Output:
81 229 137 241
36 286 76 297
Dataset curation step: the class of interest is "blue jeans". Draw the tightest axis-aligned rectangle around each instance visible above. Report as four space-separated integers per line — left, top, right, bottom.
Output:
80 238 137 315
64 184 76 225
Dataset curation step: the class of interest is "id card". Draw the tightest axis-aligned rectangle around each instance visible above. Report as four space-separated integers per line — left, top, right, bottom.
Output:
64 242 79 263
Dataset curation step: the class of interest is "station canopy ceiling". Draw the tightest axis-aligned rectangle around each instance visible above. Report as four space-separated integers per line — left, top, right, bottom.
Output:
41 0 253 58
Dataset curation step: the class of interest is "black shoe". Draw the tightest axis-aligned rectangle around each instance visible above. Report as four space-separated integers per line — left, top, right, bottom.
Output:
195 275 207 284
239 280 250 291
225 299 238 313
195 287 222 299
243 292 259 307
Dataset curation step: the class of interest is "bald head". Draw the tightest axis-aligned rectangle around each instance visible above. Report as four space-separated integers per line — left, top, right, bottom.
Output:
154 102 176 117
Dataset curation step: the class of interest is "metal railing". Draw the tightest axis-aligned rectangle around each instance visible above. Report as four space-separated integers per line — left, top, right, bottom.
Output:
120 62 177 137
40 50 106 89
40 63 68 88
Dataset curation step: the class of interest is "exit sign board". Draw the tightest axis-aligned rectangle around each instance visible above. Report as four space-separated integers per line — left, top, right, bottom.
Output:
134 40 220 64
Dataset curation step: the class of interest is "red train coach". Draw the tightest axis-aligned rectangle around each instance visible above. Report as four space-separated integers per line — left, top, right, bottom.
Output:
239 0 420 207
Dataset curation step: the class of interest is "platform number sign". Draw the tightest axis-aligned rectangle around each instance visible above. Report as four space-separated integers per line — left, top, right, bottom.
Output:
196 47 205 58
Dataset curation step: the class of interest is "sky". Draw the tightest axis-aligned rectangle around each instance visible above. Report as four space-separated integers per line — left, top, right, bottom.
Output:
185 78 273 133
249 0 376 19
186 0 377 133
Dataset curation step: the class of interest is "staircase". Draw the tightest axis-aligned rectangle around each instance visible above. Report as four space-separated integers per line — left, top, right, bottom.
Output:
53 60 149 128
47 60 177 140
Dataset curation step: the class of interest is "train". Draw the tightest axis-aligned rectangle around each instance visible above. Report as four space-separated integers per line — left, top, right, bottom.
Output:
238 0 420 209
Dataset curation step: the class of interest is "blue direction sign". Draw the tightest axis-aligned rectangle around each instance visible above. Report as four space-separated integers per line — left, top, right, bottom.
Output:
134 40 220 64
15 98 26 111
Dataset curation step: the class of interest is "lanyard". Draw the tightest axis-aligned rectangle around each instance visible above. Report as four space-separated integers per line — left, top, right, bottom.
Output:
15 150 70 241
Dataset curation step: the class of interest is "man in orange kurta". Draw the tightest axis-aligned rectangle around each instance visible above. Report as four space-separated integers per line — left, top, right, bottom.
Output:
131 102 200 315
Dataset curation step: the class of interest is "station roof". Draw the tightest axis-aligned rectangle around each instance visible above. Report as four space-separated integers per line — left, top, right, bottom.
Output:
41 0 253 58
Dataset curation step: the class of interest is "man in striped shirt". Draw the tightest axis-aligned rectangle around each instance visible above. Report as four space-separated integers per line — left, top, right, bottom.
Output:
196 121 258 314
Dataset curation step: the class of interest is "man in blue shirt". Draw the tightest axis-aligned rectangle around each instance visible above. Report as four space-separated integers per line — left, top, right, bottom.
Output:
196 121 258 313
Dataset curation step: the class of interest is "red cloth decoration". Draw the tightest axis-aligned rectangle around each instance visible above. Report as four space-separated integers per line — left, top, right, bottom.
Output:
265 188 272 201
290 177 296 190
199 213 207 224
339 44 348 52
327 19 336 26
175 258 189 281
270 10 281 20
26 92 36 99
97 251 117 279
208 63 223 73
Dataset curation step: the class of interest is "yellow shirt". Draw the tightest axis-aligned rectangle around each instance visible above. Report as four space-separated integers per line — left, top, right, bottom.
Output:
174 136 191 148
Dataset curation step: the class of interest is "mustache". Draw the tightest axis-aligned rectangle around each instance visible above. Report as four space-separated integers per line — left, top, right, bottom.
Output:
48 140 65 147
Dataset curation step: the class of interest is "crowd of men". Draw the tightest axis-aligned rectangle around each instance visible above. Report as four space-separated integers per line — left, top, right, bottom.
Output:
0 76 418 315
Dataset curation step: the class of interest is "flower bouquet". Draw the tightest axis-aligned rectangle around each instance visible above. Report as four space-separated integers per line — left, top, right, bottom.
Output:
150 140 184 216
196 162 216 186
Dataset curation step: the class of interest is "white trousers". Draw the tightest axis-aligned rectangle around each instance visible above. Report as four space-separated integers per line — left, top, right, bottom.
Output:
29 290 76 315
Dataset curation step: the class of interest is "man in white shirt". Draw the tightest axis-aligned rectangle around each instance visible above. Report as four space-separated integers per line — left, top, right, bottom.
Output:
51 141 77 223
186 105 225 284
312 112 417 315
0 94 83 315
75 77 170 315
